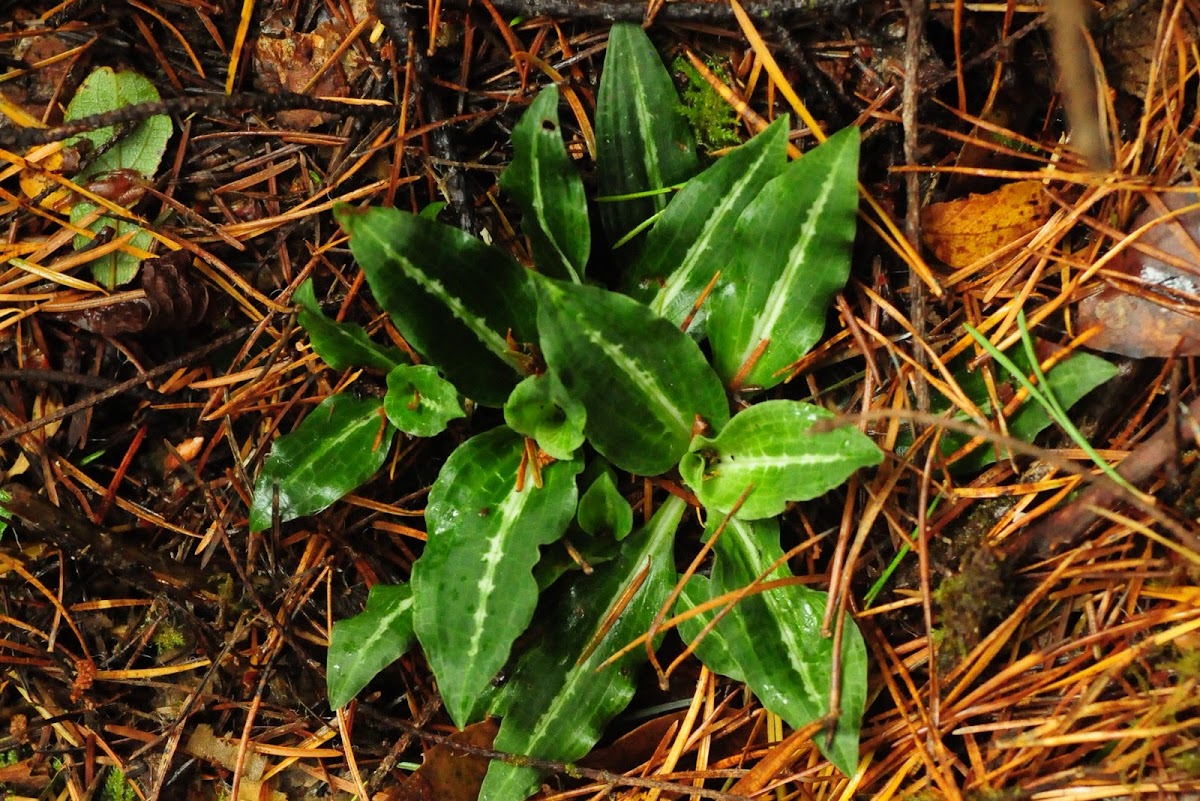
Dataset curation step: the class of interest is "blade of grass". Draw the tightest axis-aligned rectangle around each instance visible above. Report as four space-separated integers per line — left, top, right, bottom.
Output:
962 317 1143 498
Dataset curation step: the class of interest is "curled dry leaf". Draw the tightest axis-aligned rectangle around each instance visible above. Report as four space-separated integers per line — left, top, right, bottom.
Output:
390 719 499 801
920 180 1053 269
55 250 217 335
1077 190 1200 357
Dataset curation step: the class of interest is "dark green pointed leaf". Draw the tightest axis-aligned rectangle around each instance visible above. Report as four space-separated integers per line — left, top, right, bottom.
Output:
249 395 392 532
66 67 173 288
336 205 537 406
503 373 586 460
677 516 867 776
413 427 582 728
595 23 699 249
295 279 405 372
708 127 860 390
384 365 465 437
500 86 589 282
627 118 788 334
328 583 415 710
576 470 632 540
535 278 728 475
480 495 686 801
680 400 881 520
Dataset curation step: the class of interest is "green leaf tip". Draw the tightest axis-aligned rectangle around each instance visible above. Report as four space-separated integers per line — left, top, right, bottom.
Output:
294 279 406 373
327 583 415 710
500 85 590 282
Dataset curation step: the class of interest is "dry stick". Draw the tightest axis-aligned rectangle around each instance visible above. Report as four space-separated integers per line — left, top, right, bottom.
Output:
817 408 1200 561
0 92 390 151
0 322 258 448
360 717 754 801
902 0 929 416
1005 391 1200 562
438 0 858 21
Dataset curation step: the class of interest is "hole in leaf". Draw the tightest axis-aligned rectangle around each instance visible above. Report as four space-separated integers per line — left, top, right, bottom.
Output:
541 119 556 132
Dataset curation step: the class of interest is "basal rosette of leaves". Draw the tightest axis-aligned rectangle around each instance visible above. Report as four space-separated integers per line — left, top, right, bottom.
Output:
241 21 1114 799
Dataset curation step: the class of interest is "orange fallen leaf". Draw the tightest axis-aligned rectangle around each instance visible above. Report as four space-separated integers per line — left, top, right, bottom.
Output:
921 180 1052 269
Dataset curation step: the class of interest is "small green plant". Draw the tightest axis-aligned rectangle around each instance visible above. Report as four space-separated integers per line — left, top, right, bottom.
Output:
151 622 186 657
102 767 137 801
674 55 741 150
254 23 878 798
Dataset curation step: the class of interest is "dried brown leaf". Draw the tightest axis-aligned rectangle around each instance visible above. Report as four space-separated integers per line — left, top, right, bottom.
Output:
921 180 1052 269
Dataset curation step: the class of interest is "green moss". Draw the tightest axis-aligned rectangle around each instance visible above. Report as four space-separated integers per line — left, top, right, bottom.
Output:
103 767 137 801
672 56 740 151
152 623 186 657
1172 750 1200 777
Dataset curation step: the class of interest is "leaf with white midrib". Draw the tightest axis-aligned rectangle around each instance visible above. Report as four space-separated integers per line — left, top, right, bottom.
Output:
327 583 415 710
677 516 868 777
479 495 686 801
628 118 787 332
595 23 698 250
708 128 860 390
500 86 589 282
535 277 729 476
412 426 581 729
336 206 537 406
679 400 882 520
248 394 393 532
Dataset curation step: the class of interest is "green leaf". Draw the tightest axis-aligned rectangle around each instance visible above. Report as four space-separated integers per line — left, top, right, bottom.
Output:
336 205 537 406
384 365 465 437
708 127 860 390
677 516 867 776
938 344 1118 471
294 279 405 372
629 118 788 334
500 86 589 282
412 427 582 728
480 495 686 801
503 373 586 461
65 68 173 289
0 486 10 540
576 470 633 540
595 23 699 249
535 278 728 476
328 583 415 710
419 201 447 219
249 395 392 532
680 400 882 520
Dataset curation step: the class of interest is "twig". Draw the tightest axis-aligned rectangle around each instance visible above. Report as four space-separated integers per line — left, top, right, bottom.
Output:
0 322 259 447
0 92 391 151
437 0 858 22
359 716 753 800
902 0 929 415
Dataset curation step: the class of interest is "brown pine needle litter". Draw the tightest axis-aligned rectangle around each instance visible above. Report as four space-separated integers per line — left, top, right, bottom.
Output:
2 0 1200 799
